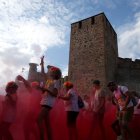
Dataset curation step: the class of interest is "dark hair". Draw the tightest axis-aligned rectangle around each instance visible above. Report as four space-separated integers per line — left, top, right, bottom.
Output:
5 81 18 94
107 81 116 87
50 66 62 80
63 81 73 89
93 80 100 85
47 65 52 69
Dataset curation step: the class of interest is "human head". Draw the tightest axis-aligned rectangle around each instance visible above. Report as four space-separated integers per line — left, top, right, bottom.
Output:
93 80 100 89
107 81 117 92
47 65 62 80
5 81 18 95
63 81 73 91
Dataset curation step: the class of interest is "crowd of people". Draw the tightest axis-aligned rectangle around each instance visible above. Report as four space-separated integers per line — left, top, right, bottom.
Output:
0 56 140 140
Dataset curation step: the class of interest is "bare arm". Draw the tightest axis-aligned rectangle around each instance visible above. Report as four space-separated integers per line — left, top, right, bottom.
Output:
59 93 71 100
41 84 59 96
40 56 45 74
95 90 106 112
16 75 32 92
96 96 105 112
46 88 58 97
111 95 120 112
112 95 117 105
123 91 131 109
89 89 96 110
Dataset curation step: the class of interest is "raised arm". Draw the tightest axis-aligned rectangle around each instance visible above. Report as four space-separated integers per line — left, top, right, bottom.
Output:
49 88 59 97
59 92 71 100
16 75 32 92
40 55 45 74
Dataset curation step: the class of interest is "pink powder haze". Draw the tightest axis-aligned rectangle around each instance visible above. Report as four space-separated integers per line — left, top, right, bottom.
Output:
0 85 140 140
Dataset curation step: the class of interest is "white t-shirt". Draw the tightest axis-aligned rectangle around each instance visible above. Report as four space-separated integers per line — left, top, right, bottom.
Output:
40 79 60 107
113 86 133 110
64 88 79 112
83 100 89 110
92 89 105 113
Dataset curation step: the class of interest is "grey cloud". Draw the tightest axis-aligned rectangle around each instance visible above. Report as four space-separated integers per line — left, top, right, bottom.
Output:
118 12 140 60
0 47 30 67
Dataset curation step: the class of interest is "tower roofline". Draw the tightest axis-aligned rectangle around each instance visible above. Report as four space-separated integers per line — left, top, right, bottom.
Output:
29 63 38 66
71 12 116 35
71 12 105 25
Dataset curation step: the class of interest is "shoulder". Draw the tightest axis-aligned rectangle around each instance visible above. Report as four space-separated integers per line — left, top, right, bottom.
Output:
119 85 128 93
68 88 73 94
68 88 76 95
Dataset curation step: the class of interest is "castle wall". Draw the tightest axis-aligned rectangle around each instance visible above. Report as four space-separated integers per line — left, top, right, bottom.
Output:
68 13 108 95
117 57 140 92
103 16 118 83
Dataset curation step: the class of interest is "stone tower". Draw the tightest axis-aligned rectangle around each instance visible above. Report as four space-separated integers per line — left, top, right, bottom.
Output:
28 63 47 83
28 63 39 82
68 13 118 95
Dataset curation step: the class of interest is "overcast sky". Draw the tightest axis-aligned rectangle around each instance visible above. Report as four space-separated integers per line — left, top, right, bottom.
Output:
0 0 140 92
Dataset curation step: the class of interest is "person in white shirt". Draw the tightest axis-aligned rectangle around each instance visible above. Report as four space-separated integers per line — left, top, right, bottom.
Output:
59 81 79 140
89 80 106 140
83 95 90 110
107 81 134 140
38 56 61 140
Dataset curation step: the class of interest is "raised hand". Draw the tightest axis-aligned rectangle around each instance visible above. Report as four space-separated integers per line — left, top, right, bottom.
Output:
40 55 45 74
16 75 25 81
40 55 44 66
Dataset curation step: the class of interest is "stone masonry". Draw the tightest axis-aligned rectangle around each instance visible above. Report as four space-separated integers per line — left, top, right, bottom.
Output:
28 63 46 83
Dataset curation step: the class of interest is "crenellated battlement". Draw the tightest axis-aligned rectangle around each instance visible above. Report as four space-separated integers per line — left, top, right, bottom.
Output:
118 57 140 69
71 13 116 37
29 63 38 72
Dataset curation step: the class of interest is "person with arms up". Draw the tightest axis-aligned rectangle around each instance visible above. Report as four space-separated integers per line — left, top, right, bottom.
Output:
38 56 61 140
16 75 42 140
